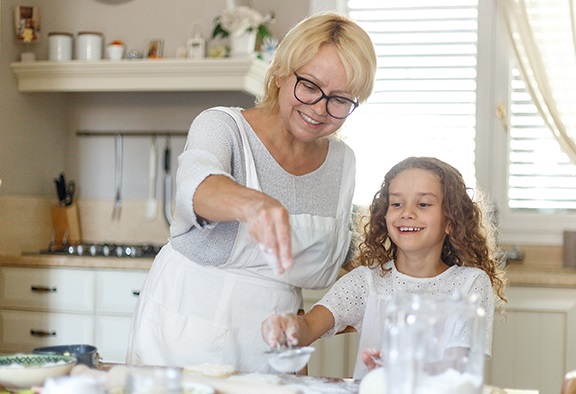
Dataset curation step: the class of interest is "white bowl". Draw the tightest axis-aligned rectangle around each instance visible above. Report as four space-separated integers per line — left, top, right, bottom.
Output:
0 354 77 391
265 346 315 373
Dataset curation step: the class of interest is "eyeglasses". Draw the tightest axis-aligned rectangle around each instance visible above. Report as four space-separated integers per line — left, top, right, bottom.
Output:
293 72 359 119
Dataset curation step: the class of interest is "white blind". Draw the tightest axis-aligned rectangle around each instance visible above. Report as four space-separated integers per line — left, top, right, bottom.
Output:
342 0 479 205
509 69 576 212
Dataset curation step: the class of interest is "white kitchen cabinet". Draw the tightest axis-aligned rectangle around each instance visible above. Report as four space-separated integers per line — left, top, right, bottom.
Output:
487 286 576 394
303 289 359 379
95 270 148 362
0 266 147 362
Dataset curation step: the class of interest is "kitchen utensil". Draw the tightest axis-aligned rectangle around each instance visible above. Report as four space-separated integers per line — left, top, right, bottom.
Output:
0 354 77 391
112 133 123 220
146 136 158 220
33 344 100 368
163 137 173 226
54 172 67 205
264 346 315 373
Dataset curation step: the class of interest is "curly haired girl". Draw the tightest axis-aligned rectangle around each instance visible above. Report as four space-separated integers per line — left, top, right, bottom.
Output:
262 157 507 378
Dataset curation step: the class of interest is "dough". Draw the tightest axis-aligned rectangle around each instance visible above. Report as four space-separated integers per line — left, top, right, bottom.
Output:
359 367 386 394
183 363 236 378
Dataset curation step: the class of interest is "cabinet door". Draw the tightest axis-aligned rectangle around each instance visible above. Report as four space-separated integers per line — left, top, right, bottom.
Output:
488 287 576 394
95 315 132 363
96 270 148 314
0 309 93 353
0 267 94 312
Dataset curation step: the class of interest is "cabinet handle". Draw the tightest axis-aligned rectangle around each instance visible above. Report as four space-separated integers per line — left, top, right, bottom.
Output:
30 329 57 337
31 285 57 293
132 290 140 297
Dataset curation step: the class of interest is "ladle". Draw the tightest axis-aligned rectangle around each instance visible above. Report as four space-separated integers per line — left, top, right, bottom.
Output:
264 346 315 373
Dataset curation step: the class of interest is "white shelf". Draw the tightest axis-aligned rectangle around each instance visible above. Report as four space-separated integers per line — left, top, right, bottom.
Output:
10 57 268 96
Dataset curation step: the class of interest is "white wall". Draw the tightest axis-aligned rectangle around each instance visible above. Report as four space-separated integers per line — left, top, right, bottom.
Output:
0 0 310 198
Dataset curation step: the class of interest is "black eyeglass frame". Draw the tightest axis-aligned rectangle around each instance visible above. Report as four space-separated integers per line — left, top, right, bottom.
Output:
293 72 359 119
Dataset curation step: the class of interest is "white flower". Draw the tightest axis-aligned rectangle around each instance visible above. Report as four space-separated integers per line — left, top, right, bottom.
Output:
219 6 265 37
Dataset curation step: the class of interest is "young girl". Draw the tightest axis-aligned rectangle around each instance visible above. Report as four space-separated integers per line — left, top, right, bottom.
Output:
261 156 507 379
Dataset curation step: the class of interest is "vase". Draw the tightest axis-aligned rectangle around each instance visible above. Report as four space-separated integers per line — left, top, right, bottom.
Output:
229 31 257 57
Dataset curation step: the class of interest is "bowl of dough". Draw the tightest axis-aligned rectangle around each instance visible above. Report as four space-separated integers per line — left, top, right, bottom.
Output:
0 353 77 391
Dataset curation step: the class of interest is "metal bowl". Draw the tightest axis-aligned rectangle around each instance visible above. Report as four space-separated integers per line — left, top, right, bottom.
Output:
33 344 99 368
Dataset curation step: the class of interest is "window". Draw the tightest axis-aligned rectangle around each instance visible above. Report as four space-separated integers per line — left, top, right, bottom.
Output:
341 0 479 206
330 0 576 245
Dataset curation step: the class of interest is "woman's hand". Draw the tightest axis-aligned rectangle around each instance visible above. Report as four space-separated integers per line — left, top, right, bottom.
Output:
360 348 383 371
261 314 302 348
193 175 294 274
243 198 293 274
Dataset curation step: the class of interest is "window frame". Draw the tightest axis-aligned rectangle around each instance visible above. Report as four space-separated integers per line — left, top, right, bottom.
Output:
311 0 575 246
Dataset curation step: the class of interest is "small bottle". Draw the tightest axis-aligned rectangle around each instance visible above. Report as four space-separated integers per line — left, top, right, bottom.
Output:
187 35 205 59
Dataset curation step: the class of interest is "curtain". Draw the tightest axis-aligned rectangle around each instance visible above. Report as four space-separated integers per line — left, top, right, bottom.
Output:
498 0 576 164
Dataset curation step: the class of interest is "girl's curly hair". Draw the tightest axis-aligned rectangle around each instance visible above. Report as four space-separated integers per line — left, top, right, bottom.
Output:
351 157 507 303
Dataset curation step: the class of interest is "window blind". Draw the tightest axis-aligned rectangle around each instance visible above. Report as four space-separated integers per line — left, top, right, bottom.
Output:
342 0 479 205
509 68 576 211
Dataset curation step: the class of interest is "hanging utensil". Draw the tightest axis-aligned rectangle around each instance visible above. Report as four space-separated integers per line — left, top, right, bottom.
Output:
111 133 123 220
163 136 173 226
146 136 158 220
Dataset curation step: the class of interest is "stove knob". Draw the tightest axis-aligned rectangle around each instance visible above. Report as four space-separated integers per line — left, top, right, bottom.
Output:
76 245 84 256
67 245 75 255
115 246 124 257
89 245 98 256
102 245 111 256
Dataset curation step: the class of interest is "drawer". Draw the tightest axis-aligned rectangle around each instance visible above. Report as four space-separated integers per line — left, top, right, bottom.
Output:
96 270 147 314
0 309 93 352
0 267 94 312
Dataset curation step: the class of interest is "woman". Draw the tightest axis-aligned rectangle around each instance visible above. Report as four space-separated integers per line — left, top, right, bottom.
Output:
126 12 377 372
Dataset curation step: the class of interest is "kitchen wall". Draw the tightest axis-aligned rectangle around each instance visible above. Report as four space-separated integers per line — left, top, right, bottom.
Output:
0 0 312 254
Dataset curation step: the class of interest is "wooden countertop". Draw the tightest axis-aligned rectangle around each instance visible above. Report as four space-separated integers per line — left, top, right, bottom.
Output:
0 254 153 270
1 254 576 288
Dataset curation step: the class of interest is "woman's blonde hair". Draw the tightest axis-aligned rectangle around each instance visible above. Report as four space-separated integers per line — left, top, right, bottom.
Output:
256 12 377 112
353 157 507 304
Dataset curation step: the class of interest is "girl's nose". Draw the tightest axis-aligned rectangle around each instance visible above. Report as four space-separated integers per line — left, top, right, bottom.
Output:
401 208 415 219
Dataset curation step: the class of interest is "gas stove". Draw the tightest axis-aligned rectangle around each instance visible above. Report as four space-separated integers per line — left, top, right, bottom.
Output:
39 243 162 258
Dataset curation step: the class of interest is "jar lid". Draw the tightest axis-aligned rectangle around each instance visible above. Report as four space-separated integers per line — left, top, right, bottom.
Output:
77 31 103 36
48 32 74 37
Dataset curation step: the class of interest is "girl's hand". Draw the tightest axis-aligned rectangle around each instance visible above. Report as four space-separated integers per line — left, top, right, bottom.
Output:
261 313 301 348
360 348 383 371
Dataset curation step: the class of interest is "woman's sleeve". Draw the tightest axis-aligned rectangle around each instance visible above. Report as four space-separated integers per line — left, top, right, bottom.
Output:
313 267 370 336
172 110 238 232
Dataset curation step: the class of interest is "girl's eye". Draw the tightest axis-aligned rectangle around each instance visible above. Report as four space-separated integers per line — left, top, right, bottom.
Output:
390 202 402 208
418 203 431 208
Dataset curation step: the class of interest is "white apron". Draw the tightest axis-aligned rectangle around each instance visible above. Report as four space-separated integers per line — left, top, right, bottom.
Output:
127 107 354 372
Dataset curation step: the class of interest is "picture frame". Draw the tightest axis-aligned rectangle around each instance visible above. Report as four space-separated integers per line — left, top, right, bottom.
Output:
14 6 41 44
145 39 164 59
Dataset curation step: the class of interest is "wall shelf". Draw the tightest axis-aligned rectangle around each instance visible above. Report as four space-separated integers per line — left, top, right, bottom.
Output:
10 57 268 96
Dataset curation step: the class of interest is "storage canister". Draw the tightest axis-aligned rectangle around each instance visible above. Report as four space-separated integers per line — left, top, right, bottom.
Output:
76 31 103 61
48 32 73 61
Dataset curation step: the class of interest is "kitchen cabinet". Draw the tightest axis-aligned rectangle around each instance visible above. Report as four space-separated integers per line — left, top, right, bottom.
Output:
303 289 359 379
0 266 147 362
10 58 267 95
486 286 576 394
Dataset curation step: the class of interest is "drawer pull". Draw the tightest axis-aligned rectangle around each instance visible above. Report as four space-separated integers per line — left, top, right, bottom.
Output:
132 290 141 297
31 285 57 293
30 329 57 337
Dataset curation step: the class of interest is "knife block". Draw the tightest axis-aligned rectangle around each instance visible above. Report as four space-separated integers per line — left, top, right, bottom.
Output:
51 203 82 248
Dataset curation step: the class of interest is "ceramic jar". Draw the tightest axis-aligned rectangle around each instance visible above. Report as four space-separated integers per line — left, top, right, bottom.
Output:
48 32 73 61
76 32 103 61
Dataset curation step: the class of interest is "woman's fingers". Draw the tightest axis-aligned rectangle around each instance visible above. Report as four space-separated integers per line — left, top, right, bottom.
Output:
246 200 293 274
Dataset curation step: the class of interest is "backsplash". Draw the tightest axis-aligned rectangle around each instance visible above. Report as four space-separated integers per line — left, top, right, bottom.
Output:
0 195 169 255
0 195 565 268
